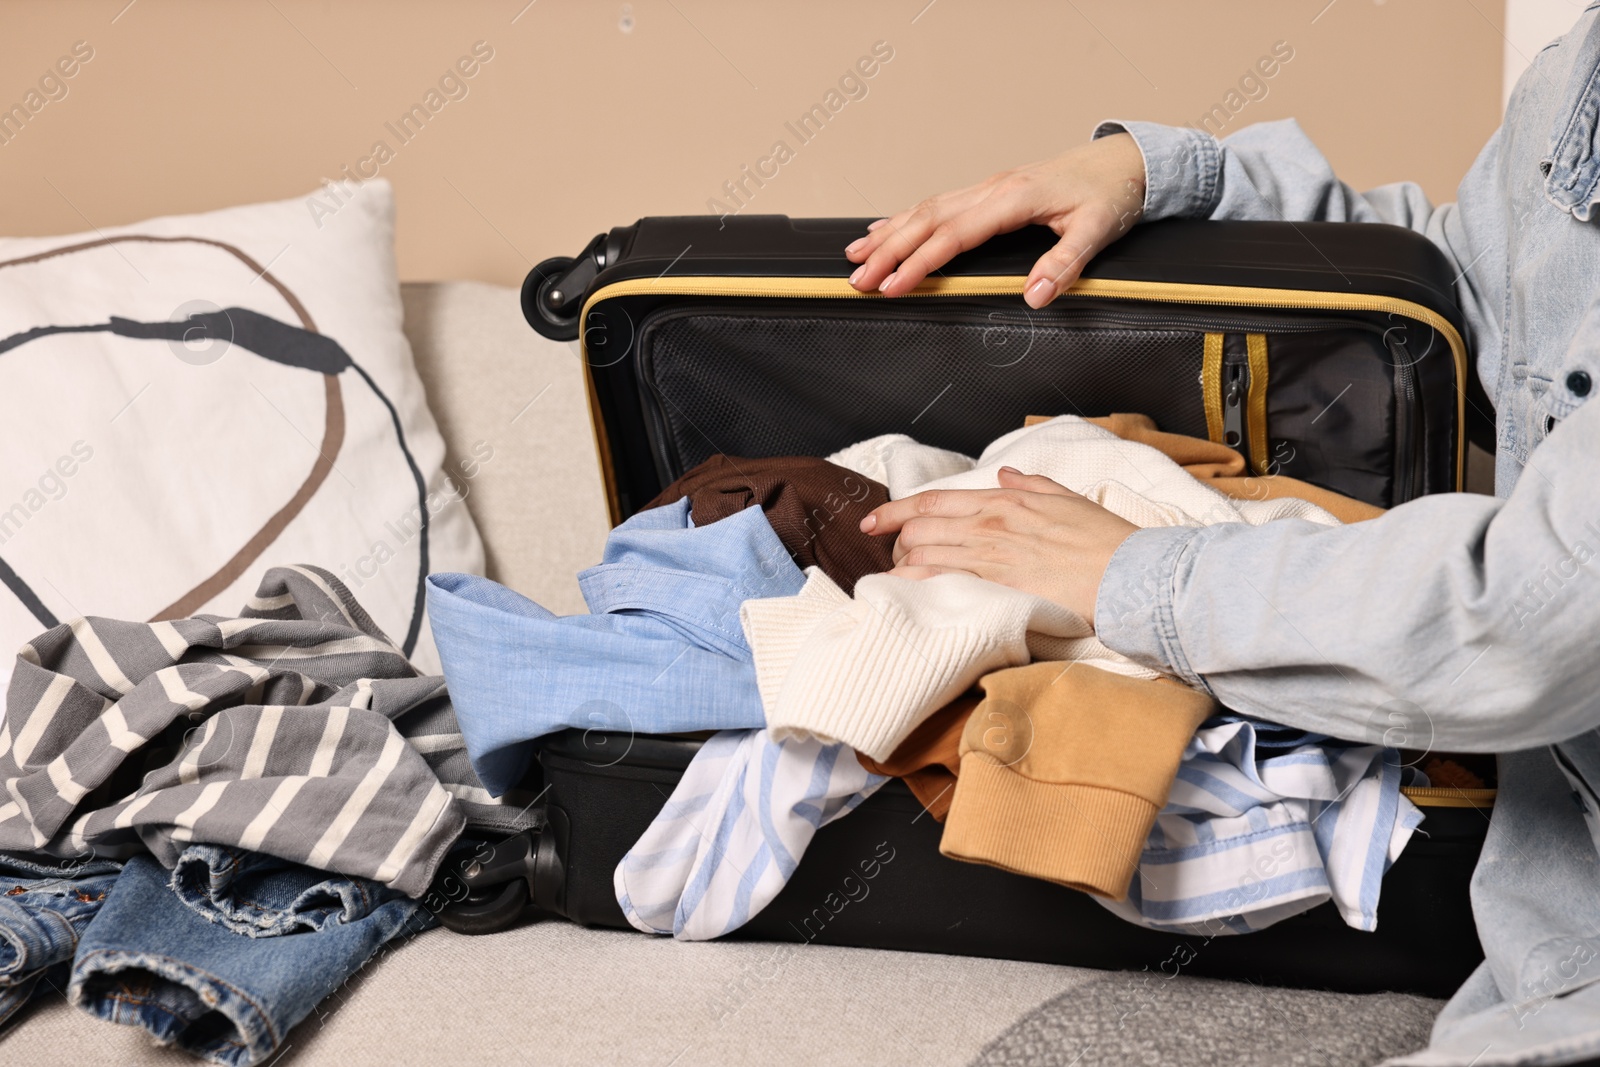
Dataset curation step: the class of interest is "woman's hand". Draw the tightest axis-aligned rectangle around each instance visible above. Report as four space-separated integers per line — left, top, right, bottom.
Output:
860 467 1139 624
843 133 1147 309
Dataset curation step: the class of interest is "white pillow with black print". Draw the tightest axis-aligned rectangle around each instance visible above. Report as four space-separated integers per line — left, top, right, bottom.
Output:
0 180 485 713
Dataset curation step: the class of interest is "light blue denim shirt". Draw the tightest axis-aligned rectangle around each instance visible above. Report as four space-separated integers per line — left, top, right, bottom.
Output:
1090 7 1600 1064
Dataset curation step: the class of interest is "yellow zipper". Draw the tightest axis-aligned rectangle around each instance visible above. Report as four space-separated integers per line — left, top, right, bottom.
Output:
1202 333 1225 446
1203 332 1272 473
1245 333 1271 474
1399 785 1496 809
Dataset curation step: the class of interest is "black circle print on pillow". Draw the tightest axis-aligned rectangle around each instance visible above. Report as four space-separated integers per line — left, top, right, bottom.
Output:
0 235 430 656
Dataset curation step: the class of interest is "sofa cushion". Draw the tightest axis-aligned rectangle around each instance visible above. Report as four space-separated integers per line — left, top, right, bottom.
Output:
1 920 1441 1066
400 280 609 614
0 182 482 707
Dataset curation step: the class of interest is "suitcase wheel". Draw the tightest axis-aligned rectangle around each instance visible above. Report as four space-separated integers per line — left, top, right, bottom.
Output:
436 877 529 935
522 256 583 341
432 822 565 935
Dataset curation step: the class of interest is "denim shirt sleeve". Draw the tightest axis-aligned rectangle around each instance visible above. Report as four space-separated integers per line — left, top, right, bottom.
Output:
1087 115 1520 738
1096 392 1600 754
1091 120 1223 220
1095 116 1437 227
1091 116 1505 383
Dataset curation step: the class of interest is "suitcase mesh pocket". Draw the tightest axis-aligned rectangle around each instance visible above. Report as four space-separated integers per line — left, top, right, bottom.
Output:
638 308 1210 479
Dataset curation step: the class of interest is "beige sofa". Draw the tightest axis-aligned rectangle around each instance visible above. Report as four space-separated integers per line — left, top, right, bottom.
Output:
0 282 1450 1067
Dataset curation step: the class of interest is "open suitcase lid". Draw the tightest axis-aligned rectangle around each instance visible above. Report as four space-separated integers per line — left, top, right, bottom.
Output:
523 217 1480 523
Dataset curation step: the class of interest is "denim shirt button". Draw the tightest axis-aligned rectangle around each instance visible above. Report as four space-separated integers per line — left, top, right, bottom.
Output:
1567 369 1593 397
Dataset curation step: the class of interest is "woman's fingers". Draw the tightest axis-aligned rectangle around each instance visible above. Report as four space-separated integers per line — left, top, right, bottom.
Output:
886 473 1076 562
889 514 985 564
862 488 1001 536
848 213 934 291
863 475 1077 536
878 192 1036 297
844 221 894 264
846 181 1002 291
886 562 976 582
1021 209 1121 307
995 467 1077 496
854 187 1098 302
848 134 1149 302
848 215 949 292
890 541 987 573
1023 230 1095 308
862 473 1139 617
846 202 938 264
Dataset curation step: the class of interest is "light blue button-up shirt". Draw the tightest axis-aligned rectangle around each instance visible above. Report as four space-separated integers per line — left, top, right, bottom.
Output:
427 498 805 795
1089 7 1600 1062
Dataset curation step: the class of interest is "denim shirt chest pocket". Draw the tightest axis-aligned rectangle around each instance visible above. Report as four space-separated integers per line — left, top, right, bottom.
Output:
1544 4 1600 221
1541 296 1600 431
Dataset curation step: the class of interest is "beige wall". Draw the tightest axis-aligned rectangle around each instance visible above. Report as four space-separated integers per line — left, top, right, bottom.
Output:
1 0 1504 287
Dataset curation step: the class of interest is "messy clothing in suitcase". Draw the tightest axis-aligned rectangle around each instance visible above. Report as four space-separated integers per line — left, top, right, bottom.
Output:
430 215 1491 998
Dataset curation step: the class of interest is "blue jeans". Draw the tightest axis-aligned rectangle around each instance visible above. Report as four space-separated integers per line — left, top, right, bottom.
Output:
69 848 435 1066
0 851 122 1027
168 843 415 936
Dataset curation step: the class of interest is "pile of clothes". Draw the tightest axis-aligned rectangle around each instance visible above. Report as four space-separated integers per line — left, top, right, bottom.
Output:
429 414 1428 942
0 565 535 1064
0 413 1437 1064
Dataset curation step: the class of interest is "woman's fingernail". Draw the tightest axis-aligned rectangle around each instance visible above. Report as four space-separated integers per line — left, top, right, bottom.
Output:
846 237 868 255
1025 277 1055 307
849 265 866 286
860 514 878 532
878 272 898 293
999 465 1022 475
867 218 888 231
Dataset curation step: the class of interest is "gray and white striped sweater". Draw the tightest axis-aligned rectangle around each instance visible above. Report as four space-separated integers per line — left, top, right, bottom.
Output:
0 565 536 896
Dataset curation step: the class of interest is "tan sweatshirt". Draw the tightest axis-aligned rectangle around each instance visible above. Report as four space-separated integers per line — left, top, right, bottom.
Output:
941 661 1215 901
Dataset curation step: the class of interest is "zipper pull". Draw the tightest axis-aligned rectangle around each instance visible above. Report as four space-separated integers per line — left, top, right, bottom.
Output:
1222 354 1249 456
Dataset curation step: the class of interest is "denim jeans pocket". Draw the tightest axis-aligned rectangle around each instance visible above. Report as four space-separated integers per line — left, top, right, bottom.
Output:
170 844 413 936
0 858 121 986
72 854 435 1067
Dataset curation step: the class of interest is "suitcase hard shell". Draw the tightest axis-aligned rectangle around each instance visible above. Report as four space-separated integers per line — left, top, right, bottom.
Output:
531 729 1489 998
453 216 1494 993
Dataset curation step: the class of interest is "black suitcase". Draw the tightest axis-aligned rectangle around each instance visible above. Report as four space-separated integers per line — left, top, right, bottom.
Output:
435 216 1495 997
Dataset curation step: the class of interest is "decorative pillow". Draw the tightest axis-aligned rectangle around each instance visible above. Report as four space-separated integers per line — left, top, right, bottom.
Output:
0 180 485 712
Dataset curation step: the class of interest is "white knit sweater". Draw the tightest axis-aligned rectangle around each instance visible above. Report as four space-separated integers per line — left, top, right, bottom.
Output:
741 567 1155 760
742 417 1340 760
829 416 1338 525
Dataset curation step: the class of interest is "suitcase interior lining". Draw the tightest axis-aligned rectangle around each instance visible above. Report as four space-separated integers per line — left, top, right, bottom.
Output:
580 275 1467 523
630 304 1418 509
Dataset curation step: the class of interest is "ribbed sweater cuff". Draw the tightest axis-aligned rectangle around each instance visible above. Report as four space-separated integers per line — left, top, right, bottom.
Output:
741 593 843 711
939 752 1158 901
762 603 1006 760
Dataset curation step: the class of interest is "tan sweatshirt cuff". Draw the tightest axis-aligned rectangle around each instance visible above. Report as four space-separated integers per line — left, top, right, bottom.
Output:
939 751 1159 901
